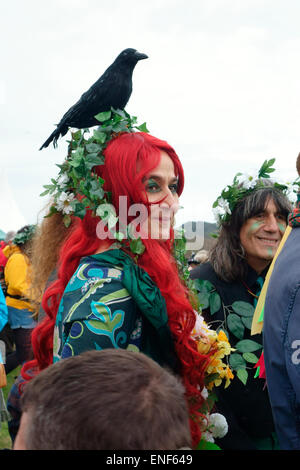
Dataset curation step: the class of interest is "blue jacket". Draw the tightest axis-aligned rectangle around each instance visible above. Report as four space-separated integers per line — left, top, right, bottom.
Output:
0 285 8 332
264 227 300 450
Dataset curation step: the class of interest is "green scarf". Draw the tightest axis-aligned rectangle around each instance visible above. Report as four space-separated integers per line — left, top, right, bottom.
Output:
90 249 179 372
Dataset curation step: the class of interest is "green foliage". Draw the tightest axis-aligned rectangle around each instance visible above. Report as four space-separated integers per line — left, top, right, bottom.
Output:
40 108 149 257
194 278 264 385
193 279 221 314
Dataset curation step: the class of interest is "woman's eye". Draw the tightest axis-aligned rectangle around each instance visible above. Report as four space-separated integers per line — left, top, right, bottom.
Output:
169 184 178 194
146 181 160 193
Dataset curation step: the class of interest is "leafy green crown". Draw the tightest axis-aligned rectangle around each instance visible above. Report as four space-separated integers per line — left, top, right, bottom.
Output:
212 158 300 225
41 108 149 255
13 224 36 246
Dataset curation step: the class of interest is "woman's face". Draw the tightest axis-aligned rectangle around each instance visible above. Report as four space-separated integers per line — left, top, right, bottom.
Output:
142 151 180 240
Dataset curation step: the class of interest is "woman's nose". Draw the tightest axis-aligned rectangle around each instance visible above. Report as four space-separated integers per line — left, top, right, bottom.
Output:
161 188 178 208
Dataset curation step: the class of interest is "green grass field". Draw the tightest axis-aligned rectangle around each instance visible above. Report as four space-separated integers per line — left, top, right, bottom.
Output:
0 367 21 449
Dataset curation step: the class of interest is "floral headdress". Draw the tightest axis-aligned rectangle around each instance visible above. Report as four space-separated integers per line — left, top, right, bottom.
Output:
212 158 300 225
41 108 149 255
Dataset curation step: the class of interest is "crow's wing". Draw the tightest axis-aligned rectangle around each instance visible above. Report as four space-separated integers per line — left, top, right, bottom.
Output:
59 68 128 129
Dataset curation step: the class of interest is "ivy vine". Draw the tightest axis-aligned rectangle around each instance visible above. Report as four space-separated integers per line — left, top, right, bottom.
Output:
193 279 262 385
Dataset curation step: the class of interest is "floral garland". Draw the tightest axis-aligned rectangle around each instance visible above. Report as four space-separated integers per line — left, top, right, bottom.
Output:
174 234 234 448
41 108 148 255
212 158 300 225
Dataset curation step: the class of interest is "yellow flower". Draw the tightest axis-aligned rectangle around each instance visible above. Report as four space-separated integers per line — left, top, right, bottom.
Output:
217 330 229 342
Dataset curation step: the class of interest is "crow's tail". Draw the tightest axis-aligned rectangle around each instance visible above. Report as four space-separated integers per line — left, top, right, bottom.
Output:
39 124 68 150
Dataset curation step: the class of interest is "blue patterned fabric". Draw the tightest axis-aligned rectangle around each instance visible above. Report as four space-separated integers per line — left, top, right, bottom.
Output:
53 260 141 362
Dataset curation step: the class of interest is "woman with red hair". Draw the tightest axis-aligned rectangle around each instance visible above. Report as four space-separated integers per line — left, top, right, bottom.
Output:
13 112 228 448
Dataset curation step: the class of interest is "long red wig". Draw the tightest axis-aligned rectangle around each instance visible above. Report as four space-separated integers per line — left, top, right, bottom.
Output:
23 132 212 446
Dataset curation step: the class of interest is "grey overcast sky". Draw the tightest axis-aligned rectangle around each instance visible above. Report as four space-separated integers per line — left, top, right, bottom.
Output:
1 0 300 231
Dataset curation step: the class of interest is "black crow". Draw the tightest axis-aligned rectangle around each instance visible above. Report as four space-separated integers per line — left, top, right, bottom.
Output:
39 48 148 150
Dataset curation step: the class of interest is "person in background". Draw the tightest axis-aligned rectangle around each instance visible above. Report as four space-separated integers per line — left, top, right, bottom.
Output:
14 349 191 450
190 159 296 450
0 230 15 357
263 153 300 450
4 225 37 373
187 250 209 271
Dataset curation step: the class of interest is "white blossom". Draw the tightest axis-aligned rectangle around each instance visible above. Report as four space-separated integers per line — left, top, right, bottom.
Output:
236 169 259 189
213 197 231 223
202 431 215 443
57 173 69 189
55 191 75 214
284 182 299 204
209 413 228 439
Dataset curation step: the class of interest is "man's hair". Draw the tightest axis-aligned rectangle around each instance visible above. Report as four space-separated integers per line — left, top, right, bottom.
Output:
210 185 292 282
20 349 191 450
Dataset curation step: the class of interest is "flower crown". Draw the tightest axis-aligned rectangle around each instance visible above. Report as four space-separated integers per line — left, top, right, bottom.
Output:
13 225 36 246
212 158 300 225
41 108 149 254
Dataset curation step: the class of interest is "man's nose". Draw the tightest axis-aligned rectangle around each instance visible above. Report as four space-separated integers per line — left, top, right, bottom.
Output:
264 214 278 231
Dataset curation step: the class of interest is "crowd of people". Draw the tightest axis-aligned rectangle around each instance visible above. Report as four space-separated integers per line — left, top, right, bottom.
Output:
0 109 299 451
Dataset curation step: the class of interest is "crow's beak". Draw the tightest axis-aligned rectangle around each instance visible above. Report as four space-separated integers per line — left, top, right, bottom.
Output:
135 52 148 61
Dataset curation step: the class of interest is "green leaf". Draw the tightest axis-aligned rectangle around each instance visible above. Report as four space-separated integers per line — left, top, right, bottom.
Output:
237 368 248 385
209 291 221 314
227 313 245 339
129 238 145 255
197 292 210 310
71 130 82 141
194 279 215 293
241 316 253 330
231 301 254 317
136 122 149 133
94 111 111 122
93 129 107 144
114 231 125 242
63 214 72 228
243 352 259 364
197 439 221 450
204 372 220 385
85 143 102 154
235 339 262 353
229 353 246 370
40 188 50 197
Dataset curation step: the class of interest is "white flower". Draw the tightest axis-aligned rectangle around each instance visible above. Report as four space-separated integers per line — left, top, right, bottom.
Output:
57 173 69 189
209 413 228 439
283 182 299 204
201 431 215 443
55 191 75 214
213 197 231 223
192 312 210 338
236 169 259 189
200 386 209 400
